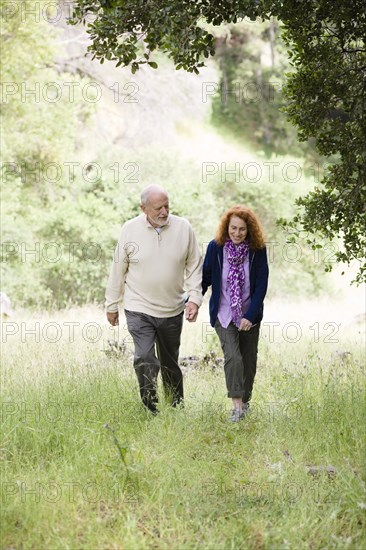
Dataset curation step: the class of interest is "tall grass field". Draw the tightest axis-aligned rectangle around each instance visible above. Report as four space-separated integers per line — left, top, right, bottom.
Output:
1 306 365 549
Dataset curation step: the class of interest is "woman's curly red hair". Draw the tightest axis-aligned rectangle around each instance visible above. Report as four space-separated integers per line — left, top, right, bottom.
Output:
215 205 266 249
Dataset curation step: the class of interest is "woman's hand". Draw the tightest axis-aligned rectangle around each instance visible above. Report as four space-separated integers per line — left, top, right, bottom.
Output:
239 318 252 331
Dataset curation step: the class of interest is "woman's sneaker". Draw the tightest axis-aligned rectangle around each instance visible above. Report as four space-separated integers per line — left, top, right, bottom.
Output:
230 408 244 422
230 403 250 422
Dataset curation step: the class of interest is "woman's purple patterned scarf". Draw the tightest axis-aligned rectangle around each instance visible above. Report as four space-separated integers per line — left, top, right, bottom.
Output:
225 238 249 328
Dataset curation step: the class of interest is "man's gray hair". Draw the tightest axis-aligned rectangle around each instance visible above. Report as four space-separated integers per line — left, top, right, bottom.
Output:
140 185 169 205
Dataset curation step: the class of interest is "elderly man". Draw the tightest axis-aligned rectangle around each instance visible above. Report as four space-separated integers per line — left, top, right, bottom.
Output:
106 185 202 413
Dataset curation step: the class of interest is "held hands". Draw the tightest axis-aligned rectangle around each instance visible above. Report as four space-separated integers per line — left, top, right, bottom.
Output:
185 301 199 322
107 311 119 326
239 318 252 331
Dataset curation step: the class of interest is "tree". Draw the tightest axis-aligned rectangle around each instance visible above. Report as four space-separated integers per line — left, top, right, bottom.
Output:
70 0 366 282
211 20 315 159
277 1 366 284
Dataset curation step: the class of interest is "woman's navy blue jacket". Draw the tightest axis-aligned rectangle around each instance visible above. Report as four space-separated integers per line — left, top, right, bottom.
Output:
202 240 269 327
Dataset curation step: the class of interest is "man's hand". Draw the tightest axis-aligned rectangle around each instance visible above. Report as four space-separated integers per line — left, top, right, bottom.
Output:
239 318 252 331
107 311 119 326
185 301 199 322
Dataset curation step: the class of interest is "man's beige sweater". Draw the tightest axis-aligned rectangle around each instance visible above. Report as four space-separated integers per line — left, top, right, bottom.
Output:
105 214 203 317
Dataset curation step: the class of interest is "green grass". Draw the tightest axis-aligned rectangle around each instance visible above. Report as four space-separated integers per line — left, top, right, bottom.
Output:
1 309 365 549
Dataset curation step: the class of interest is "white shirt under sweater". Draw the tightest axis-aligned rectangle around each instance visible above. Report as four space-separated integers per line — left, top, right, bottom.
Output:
105 214 203 317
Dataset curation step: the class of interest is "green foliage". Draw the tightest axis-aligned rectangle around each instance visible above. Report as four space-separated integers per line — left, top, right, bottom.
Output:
0 0 93 175
70 0 220 73
0 0 136 308
211 20 319 163
69 0 366 282
279 1 366 284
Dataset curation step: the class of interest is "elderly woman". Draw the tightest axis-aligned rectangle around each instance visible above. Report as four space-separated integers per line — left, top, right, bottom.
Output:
202 205 269 422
